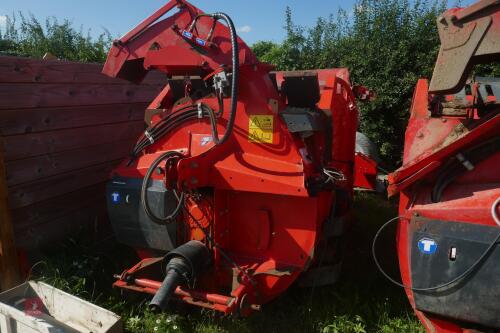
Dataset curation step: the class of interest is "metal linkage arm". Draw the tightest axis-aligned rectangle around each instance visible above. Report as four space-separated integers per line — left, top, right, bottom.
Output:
102 0 257 83
429 0 500 94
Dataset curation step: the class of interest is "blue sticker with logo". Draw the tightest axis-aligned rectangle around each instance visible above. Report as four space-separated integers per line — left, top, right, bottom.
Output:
182 30 193 39
418 238 438 255
195 38 206 46
111 192 121 204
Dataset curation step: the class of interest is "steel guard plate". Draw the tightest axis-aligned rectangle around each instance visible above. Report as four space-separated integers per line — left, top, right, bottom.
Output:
410 217 500 328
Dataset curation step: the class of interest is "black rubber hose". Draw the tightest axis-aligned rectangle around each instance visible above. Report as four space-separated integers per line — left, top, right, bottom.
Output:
141 151 184 225
135 105 221 156
132 106 221 158
136 112 197 149
137 108 198 143
134 12 239 155
132 12 239 163
202 104 220 142
131 109 200 158
146 106 199 137
136 104 198 145
209 12 239 145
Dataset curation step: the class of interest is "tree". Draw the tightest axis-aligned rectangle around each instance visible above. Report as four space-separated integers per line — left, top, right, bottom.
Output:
252 0 448 164
252 41 278 60
0 13 112 63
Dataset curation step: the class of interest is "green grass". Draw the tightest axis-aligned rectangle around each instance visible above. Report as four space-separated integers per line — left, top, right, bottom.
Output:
32 193 424 333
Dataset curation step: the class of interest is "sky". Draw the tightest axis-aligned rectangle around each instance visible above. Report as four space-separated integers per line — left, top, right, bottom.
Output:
0 0 475 45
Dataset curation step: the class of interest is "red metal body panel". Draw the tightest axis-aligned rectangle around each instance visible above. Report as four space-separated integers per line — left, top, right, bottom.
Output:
104 0 360 315
389 4 500 329
353 153 378 191
390 75 499 333
388 79 499 196
103 1 257 83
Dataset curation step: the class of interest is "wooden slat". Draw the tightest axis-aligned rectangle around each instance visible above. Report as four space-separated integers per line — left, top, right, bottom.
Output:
0 56 167 85
6 139 135 186
0 82 163 110
8 160 119 209
0 103 147 135
11 183 105 230
0 57 168 252
4 121 144 161
0 138 20 290
13 200 107 250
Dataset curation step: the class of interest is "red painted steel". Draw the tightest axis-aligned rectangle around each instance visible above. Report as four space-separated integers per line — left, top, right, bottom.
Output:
133 279 234 305
103 0 364 315
389 1 500 331
353 153 378 191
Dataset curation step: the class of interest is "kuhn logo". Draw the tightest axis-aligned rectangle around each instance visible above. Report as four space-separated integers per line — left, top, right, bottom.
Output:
418 238 438 254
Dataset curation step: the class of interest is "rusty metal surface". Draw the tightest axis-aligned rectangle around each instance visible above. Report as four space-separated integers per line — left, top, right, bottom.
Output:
389 75 500 197
429 1 500 94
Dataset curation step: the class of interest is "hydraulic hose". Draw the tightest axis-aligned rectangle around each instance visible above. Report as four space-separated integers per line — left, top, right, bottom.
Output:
137 107 220 224
132 106 199 157
132 12 240 158
204 12 239 146
141 151 185 225
138 13 240 225
132 106 210 158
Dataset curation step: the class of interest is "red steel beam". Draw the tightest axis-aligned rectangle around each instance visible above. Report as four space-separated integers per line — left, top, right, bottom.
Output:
133 278 235 306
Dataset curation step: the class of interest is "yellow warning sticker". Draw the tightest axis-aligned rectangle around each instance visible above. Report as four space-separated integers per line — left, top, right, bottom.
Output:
248 115 274 143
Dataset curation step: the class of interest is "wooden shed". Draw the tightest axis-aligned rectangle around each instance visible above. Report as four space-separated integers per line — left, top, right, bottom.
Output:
0 56 165 290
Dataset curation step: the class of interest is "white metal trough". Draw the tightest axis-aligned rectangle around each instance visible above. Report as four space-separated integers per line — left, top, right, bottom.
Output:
0 281 122 333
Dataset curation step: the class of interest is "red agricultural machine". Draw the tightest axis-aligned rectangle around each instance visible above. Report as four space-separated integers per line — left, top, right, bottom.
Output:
379 0 500 332
102 0 377 315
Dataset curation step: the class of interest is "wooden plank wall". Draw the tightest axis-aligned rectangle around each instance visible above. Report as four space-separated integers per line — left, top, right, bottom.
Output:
0 136 20 289
0 56 165 250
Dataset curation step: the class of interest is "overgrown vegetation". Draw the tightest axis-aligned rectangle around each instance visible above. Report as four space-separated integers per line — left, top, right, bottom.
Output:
33 194 424 333
253 0 448 164
0 13 112 62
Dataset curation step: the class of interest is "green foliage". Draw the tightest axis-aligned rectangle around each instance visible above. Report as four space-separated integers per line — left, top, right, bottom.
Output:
322 315 367 333
125 312 184 333
0 13 112 62
474 63 500 77
253 0 448 164
251 41 278 61
377 317 425 333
